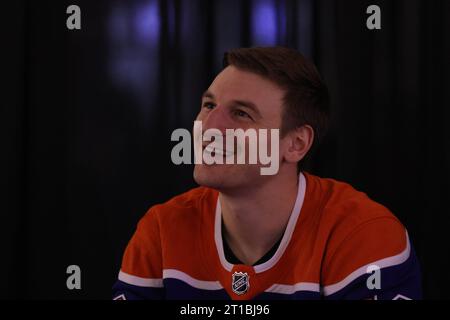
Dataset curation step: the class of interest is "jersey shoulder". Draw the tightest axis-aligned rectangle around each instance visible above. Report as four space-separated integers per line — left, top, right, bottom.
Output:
304 172 402 230
149 186 218 219
303 173 420 299
137 186 218 245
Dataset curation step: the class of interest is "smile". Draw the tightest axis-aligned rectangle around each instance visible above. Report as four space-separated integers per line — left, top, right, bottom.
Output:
204 144 234 157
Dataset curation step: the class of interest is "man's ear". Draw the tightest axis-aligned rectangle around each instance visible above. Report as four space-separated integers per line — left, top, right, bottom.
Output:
283 125 314 164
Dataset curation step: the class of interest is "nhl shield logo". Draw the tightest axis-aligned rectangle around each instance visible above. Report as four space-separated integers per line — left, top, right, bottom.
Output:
232 271 249 295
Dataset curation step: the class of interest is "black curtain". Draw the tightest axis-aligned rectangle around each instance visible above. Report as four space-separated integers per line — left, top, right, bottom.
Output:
2 0 449 299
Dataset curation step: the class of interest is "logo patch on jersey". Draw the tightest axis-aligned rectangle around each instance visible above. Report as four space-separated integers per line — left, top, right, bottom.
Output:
232 271 249 295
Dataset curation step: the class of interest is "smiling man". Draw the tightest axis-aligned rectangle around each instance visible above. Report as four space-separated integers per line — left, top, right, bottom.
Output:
113 47 422 300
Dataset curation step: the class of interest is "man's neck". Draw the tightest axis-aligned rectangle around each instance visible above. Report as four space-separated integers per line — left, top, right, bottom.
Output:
219 169 299 266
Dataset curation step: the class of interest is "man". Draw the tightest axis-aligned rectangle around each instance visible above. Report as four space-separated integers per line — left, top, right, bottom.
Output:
113 47 421 300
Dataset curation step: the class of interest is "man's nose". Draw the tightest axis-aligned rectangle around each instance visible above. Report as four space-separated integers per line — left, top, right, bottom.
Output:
202 105 232 134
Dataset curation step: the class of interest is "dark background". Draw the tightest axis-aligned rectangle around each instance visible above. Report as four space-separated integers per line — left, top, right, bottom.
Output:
2 0 449 299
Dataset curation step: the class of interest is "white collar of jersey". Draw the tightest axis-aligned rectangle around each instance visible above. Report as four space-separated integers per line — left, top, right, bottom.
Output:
214 172 307 273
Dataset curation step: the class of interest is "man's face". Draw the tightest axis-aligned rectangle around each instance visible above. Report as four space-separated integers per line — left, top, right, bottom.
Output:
193 66 286 192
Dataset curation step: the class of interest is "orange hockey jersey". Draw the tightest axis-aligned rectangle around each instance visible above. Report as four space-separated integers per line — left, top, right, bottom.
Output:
113 172 421 300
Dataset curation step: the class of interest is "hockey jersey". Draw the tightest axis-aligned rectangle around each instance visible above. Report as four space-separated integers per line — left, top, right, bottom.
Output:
113 172 422 300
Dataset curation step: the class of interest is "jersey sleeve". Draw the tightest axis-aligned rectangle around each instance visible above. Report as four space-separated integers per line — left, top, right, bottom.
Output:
321 217 422 300
112 207 165 300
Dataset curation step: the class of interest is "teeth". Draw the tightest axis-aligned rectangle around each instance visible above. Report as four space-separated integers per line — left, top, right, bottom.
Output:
205 145 234 157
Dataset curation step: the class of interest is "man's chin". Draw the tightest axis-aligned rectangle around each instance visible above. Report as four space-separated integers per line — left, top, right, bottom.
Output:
193 164 260 193
193 164 238 190
193 165 220 188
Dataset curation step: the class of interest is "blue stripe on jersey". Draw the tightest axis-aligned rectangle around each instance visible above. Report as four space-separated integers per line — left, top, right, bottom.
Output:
163 278 230 300
113 246 421 300
324 246 422 300
112 280 164 300
255 291 321 300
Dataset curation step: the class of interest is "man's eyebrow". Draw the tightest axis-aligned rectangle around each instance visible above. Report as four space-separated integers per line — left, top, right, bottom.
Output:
202 90 215 99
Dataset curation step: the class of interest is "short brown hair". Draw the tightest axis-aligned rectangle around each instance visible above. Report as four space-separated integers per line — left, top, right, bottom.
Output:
223 47 330 169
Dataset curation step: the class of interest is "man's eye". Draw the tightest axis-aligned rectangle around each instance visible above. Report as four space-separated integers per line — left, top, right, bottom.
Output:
203 102 216 110
235 109 252 119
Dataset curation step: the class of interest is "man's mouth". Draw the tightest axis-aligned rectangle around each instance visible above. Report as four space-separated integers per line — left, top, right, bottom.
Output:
203 144 234 157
